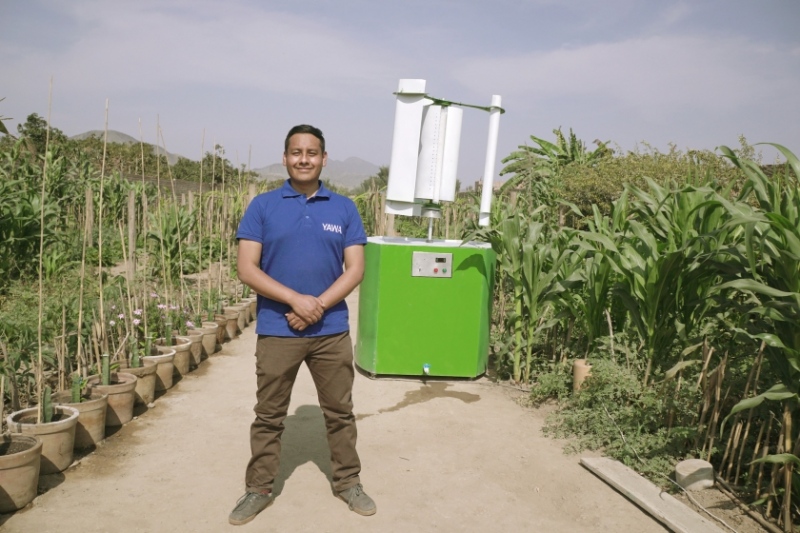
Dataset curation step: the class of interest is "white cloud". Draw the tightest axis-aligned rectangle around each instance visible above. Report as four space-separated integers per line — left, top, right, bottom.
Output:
448 34 800 121
659 2 693 26
3 0 411 100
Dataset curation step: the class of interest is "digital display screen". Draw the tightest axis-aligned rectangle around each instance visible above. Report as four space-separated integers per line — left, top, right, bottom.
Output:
435 257 447 263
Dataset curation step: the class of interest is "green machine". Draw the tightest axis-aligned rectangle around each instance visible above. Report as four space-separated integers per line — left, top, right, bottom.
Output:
355 79 503 378
356 237 495 377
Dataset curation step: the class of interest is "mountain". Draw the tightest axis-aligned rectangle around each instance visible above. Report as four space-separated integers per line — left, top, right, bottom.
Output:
253 156 381 189
70 130 183 165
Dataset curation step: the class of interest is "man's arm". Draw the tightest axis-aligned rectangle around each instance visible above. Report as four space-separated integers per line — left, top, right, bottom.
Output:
318 244 365 309
285 244 365 331
237 239 324 325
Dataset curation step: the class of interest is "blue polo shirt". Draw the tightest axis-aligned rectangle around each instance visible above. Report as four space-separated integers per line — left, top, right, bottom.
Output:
236 180 367 337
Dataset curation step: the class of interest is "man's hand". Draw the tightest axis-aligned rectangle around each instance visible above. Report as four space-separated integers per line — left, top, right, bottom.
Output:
285 311 310 331
288 294 324 324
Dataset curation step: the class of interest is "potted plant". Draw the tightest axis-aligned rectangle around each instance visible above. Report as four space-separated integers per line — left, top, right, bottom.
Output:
53 374 108 450
6 386 80 475
116 328 158 406
143 334 176 393
0 360 43 512
241 285 257 322
155 320 192 382
86 354 137 427
0 434 42 512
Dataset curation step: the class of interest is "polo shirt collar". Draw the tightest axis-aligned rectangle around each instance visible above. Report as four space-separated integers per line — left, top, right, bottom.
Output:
280 179 332 199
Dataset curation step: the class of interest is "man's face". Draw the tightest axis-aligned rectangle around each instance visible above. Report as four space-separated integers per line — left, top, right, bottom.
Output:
283 133 327 187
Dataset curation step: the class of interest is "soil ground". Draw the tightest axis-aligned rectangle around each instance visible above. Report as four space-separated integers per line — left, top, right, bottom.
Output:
0 289 764 532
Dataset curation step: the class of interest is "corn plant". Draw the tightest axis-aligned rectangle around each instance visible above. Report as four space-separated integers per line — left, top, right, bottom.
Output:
465 204 578 383
602 179 731 386
713 144 800 529
146 203 196 281
558 196 629 357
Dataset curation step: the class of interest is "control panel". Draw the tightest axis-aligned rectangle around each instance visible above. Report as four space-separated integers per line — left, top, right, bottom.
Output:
411 251 453 278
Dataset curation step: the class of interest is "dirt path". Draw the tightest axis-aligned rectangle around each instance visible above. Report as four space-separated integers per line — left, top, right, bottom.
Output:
1 290 666 532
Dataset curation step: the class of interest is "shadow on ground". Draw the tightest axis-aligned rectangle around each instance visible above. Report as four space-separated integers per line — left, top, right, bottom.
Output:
272 405 333 496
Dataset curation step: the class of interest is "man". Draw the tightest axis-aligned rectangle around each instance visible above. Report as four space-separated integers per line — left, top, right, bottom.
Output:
230 124 375 525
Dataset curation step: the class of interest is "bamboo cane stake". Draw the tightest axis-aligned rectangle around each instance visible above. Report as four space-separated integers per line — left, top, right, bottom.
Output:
722 344 763 480
85 187 94 248
118 222 135 361
75 184 91 378
158 127 187 310
91 311 102 374
696 341 716 451
219 154 227 297
0 364 4 430
128 189 136 280
754 415 773 498
766 419 785 521
153 119 170 310
59 306 66 390
704 352 728 461
735 344 766 483
781 402 792 532
197 129 205 321
209 142 217 307
35 77 54 423
97 99 110 357
721 419 742 481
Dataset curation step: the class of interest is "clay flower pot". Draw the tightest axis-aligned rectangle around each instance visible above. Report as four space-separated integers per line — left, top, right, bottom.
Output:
7 405 79 474
87 372 138 427
0 434 42 513
118 359 158 405
242 297 257 322
199 322 219 357
213 315 227 346
572 359 592 392
186 331 203 370
236 301 250 328
53 391 108 450
222 307 241 340
156 336 191 380
144 347 175 392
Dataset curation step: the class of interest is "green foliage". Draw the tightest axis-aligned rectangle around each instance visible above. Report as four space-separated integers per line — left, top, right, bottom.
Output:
101 353 110 386
70 373 85 403
353 166 389 196
487 130 800 512
560 143 747 219
170 145 257 185
16 113 68 157
528 362 572 405
129 336 140 368
146 203 196 281
40 385 53 423
543 359 702 481
501 127 611 185
0 98 12 136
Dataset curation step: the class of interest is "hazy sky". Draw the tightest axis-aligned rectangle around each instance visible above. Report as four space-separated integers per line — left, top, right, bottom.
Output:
2 0 799 181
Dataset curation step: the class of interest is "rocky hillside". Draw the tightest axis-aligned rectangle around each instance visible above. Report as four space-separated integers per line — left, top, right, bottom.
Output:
70 130 183 165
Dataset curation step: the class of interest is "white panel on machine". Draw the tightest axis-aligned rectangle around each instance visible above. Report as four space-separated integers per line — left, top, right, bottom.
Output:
386 79 426 216
385 79 502 226
414 105 462 204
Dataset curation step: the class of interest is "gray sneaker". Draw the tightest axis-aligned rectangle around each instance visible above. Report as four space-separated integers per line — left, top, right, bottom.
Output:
229 491 273 525
337 483 376 516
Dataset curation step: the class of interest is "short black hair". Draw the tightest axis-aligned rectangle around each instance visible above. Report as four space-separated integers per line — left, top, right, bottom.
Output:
284 124 325 154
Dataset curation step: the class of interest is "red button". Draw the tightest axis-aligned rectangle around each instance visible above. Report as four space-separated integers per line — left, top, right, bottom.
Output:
434 268 438 273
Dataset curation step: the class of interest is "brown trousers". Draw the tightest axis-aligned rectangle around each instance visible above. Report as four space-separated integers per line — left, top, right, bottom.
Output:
245 331 361 493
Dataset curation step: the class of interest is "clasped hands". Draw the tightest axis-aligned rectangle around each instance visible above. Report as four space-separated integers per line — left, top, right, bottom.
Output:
285 294 325 332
